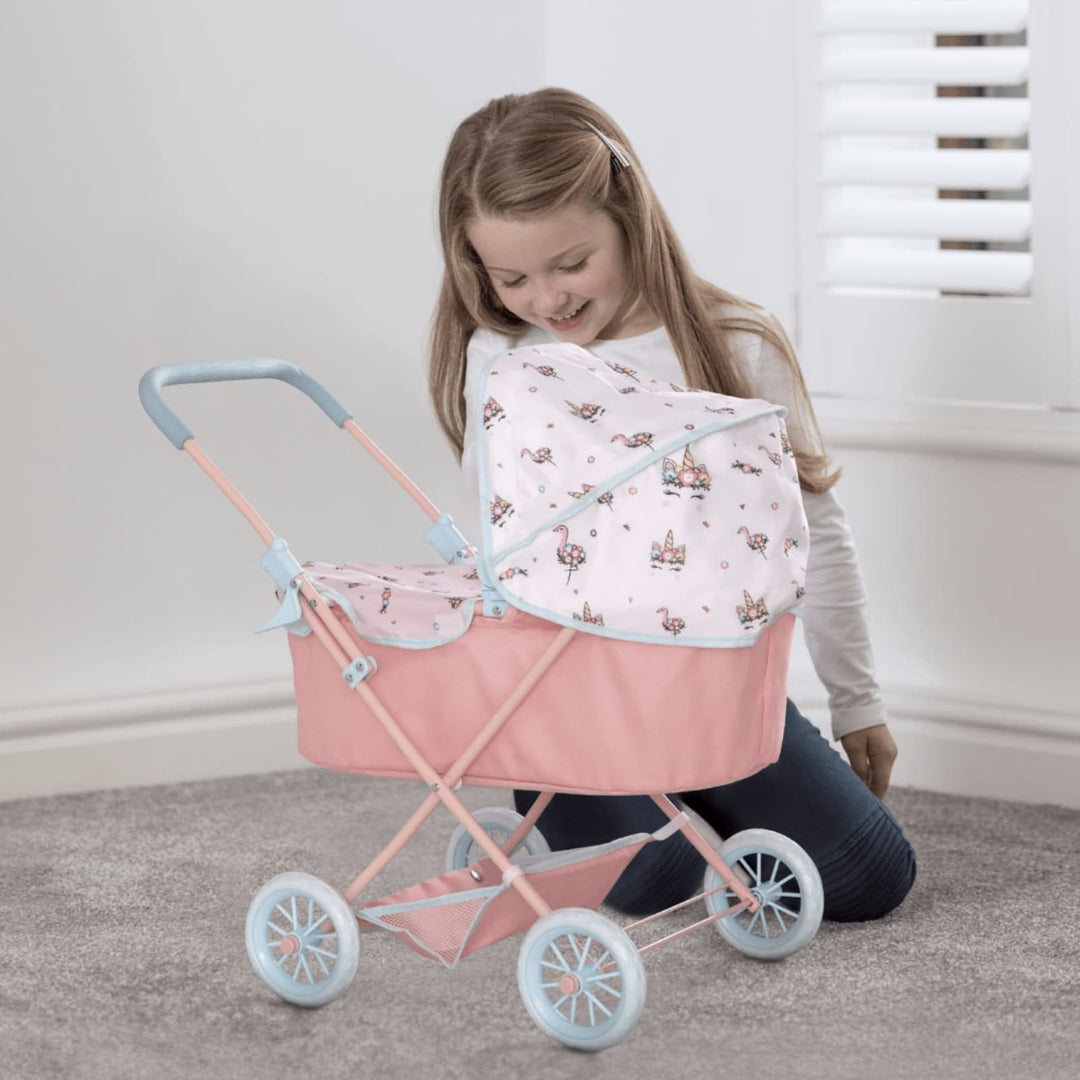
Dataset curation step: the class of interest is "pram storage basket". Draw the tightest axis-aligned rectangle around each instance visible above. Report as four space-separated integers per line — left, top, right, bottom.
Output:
357 835 651 967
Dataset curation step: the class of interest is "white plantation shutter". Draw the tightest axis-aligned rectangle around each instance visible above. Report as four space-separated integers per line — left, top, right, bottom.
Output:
818 1 1031 297
794 0 1076 408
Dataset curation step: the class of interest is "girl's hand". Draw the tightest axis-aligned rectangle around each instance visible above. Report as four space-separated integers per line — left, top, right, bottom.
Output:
840 724 898 798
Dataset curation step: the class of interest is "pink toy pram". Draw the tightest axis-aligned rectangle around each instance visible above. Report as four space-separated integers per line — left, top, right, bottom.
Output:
140 351 824 1052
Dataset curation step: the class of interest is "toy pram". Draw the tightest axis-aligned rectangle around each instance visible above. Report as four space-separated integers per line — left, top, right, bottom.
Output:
139 343 824 1052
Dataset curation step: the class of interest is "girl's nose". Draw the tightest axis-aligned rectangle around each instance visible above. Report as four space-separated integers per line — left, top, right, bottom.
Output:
532 278 571 316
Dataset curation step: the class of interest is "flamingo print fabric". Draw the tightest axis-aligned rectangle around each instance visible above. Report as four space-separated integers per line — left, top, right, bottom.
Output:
300 560 482 648
476 343 809 647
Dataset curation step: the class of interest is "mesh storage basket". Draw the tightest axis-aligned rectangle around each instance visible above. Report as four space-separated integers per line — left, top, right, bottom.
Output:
357 834 651 968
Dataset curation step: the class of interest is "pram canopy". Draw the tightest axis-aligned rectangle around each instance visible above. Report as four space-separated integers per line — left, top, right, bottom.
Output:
476 343 808 647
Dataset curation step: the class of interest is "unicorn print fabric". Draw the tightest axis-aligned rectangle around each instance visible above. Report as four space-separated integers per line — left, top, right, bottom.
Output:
476 343 809 646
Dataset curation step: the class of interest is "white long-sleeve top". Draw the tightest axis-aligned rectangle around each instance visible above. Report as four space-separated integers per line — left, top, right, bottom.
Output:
460 318 887 742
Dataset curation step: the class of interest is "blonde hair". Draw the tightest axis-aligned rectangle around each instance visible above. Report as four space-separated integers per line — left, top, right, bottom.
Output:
429 87 838 494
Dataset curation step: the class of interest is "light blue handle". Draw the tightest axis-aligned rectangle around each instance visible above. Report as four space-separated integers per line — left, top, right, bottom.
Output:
138 359 353 448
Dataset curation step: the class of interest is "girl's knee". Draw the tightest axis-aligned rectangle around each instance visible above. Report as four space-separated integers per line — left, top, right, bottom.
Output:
603 837 705 917
817 808 917 922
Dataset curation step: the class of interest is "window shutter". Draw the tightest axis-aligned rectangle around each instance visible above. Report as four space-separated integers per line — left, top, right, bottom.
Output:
819 1 1030 296
794 0 1074 408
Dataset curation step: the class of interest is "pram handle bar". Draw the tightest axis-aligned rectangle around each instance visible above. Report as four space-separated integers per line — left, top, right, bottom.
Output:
140 359 472 559
139 359 352 449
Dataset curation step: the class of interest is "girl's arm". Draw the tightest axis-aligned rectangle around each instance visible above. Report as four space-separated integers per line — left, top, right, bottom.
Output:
800 486 888 738
801 486 896 797
739 324 893 758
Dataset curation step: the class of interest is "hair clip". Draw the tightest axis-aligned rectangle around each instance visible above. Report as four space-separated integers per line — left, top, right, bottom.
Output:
584 121 631 171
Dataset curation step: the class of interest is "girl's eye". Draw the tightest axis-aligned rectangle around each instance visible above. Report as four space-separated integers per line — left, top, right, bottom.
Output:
494 258 586 288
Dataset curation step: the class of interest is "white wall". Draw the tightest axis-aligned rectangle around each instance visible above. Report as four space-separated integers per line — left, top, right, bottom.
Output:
4 1 1078 807
0 1 541 793
543 0 801 327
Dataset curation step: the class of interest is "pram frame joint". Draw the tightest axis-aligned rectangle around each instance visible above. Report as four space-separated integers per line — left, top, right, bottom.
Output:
342 656 377 686
424 512 472 564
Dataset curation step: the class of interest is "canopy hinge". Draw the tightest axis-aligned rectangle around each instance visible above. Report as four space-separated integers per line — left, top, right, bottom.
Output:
256 538 311 636
474 560 507 618
424 513 472 564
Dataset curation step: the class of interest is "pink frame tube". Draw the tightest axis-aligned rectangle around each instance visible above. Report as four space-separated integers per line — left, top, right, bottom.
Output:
339 629 576 907
649 794 759 911
342 420 438 523
502 791 555 855
184 442 275 545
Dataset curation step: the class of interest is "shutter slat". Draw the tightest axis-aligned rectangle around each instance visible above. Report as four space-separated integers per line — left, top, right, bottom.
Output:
822 196 1031 241
820 148 1030 188
814 1 1031 299
821 46 1028 84
820 98 1030 137
822 249 1032 292
819 1 1028 35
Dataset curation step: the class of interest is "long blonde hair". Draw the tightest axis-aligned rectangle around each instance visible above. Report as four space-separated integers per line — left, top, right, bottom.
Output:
429 87 838 494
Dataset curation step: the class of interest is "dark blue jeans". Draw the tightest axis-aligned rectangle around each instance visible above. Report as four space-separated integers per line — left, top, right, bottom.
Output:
514 699 916 922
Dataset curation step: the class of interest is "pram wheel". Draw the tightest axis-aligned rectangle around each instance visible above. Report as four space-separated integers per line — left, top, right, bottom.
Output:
444 806 550 872
245 872 360 1007
517 907 646 1051
703 829 823 961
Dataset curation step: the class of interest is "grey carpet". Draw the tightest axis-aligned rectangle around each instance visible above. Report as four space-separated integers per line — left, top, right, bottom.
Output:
2 770 1078 1080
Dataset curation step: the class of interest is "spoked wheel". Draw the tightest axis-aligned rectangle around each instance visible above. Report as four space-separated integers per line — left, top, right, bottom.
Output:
703 829 823 961
518 907 646 1051
444 806 550 872
245 872 360 1007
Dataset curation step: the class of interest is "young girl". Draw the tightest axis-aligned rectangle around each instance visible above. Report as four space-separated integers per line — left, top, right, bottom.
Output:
428 88 916 922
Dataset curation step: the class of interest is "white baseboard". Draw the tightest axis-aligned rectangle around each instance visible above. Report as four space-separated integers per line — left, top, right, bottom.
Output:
2 676 1079 809
0 680 309 803
786 673 1080 810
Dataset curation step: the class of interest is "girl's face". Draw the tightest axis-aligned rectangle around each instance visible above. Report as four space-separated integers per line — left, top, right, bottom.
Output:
466 206 658 343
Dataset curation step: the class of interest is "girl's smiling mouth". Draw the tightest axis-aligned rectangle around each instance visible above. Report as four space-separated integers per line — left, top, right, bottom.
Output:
546 301 589 329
